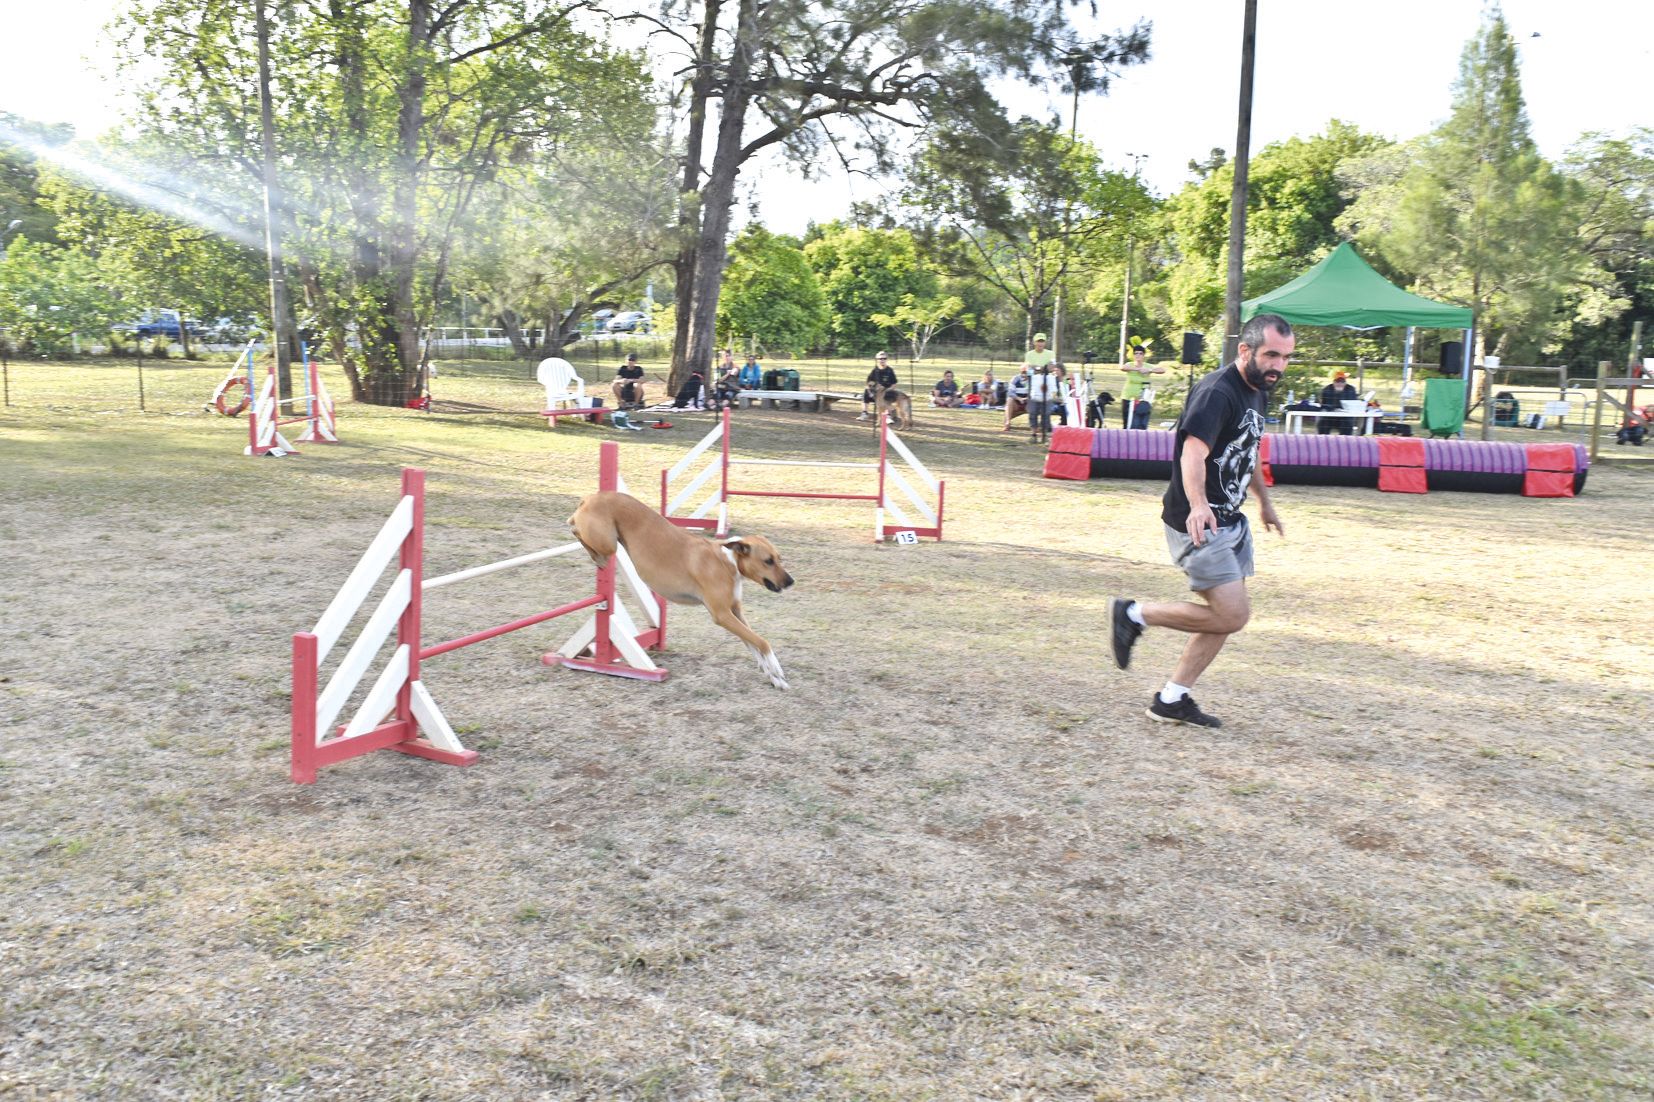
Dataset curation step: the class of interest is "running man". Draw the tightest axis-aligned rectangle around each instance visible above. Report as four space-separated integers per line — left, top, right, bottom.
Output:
1108 313 1293 728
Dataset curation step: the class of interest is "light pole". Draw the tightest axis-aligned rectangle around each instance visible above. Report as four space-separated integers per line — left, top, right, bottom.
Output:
1116 154 1145 368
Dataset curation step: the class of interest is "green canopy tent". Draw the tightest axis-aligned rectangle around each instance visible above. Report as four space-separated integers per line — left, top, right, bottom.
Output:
1242 242 1473 435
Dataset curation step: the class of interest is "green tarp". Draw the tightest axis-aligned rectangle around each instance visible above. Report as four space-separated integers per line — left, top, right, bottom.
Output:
1241 243 1472 329
1422 377 1466 437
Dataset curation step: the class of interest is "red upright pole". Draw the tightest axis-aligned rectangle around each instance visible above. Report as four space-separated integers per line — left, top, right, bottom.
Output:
290 632 319 783
876 412 890 540
396 469 425 730
594 443 619 665
719 406 732 536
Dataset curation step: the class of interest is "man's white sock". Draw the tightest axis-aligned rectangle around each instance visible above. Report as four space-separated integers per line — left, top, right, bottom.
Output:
1159 681 1190 704
1126 602 1146 626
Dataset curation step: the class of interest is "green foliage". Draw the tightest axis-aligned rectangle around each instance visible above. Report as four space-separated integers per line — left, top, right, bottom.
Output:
0 238 122 355
39 162 265 338
716 226 828 354
0 113 71 248
116 0 649 402
869 293 972 362
804 224 934 354
1148 120 1391 353
1339 8 1596 365
909 120 1152 346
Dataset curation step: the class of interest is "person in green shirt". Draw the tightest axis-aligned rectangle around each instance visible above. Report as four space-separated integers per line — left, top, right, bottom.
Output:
1007 333 1055 430
1121 344 1165 428
1023 332 1055 372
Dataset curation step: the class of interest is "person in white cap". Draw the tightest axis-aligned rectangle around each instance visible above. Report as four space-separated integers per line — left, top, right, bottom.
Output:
1004 332 1052 431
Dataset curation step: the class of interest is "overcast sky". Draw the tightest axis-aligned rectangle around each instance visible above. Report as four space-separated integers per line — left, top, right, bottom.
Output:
3 1 1649 234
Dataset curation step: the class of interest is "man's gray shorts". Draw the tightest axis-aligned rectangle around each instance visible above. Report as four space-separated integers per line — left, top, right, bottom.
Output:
1164 516 1254 591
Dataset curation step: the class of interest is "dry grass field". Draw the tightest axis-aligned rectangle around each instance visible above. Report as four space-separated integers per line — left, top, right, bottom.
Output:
2 359 1651 1100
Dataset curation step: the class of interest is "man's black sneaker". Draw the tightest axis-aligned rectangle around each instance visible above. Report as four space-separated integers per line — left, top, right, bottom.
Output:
1146 694 1222 728
1109 597 1143 669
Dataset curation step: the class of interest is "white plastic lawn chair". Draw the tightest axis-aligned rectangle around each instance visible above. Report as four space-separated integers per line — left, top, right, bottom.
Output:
536 357 587 413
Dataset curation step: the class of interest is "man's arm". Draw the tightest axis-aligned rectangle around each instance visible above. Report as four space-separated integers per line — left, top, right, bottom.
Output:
1181 437 1217 545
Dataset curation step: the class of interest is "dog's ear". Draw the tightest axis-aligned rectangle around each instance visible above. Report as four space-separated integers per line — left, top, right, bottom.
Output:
721 537 749 556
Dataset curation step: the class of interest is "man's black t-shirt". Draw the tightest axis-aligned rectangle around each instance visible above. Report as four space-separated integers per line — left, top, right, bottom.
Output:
866 365 897 389
617 363 644 383
1161 364 1266 530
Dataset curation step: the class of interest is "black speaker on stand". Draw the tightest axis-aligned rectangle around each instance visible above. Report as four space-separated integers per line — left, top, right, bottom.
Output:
1439 340 1463 376
1181 331 1205 397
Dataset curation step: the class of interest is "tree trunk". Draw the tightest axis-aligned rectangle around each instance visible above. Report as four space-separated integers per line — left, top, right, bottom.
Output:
669 0 724 394
684 51 753 385
500 309 532 357
385 0 431 404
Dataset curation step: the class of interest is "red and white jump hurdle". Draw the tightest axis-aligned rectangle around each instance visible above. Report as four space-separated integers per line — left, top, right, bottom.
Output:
289 441 664 784
208 340 337 456
659 407 945 541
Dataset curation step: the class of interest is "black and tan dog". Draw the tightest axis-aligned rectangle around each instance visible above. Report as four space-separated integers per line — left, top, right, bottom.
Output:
878 387 915 431
569 491 794 688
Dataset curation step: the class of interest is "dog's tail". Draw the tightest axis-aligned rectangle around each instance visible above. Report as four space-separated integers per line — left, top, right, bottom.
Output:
568 494 618 567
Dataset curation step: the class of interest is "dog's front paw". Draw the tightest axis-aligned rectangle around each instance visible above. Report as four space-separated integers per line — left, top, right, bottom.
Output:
760 650 788 690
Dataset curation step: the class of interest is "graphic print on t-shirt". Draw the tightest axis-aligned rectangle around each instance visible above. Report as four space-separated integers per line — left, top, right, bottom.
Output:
1213 407 1265 516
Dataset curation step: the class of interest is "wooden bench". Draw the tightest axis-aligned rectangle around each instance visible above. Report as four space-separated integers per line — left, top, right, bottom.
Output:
734 389 859 412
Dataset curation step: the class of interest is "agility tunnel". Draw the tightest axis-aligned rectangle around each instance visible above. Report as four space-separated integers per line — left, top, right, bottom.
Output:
1042 428 1587 497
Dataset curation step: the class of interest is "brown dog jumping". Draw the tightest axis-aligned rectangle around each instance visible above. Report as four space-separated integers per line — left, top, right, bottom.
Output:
569 491 794 688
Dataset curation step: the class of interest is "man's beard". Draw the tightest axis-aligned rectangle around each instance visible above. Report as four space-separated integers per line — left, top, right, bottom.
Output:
1240 350 1281 391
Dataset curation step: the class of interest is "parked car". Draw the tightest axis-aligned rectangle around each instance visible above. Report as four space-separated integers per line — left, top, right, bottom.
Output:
116 310 206 340
204 314 262 344
589 308 616 332
607 310 652 333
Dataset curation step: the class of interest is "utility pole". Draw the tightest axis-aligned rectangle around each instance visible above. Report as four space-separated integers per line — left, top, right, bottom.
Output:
1222 0 1258 367
255 0 294 402
1116 153 1145 367
1049 69 1086 367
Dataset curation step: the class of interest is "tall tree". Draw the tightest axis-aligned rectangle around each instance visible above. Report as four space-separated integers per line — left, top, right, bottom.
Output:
908 120 1150 346
803 223 933 354
645 0 1150 389
0 114 71 249
1152 121 1390 357
1341 5 1578 433
40 164 267 354
715 225 827 352
119 1 643 405
450 134 675 359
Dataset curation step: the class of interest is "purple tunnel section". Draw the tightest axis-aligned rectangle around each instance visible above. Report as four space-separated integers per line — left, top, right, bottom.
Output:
1085 429 1588 495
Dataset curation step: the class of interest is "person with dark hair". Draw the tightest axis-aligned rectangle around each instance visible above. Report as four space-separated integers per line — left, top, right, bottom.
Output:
931 370 962 407
737 351 762 391
613 352 647 409
1121 344 1164 428
859 351 898 421
1107 313 1293 729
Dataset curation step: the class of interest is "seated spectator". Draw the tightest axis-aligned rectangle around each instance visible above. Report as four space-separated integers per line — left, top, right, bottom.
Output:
711 365 742 410
931 370 963 407
860 351 898 421
1051 364 1072 426
613 352 647 409
1001 365 1031 431
737 353 761 391
972 369 1000 408
1318 370 1361 435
